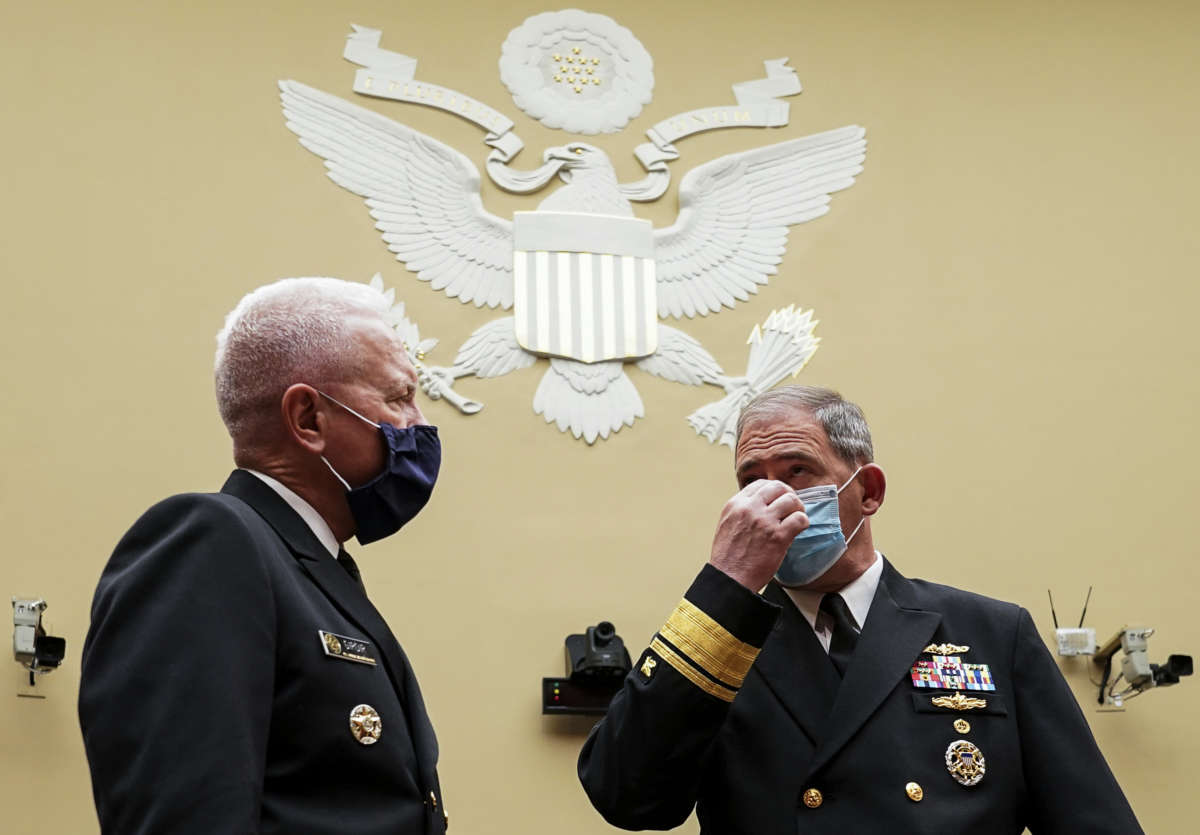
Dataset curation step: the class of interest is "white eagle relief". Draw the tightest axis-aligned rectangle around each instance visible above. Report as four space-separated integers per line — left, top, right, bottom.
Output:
279 80 864 444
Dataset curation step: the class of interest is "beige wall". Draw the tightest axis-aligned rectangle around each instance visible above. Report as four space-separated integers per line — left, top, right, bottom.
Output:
3 0 1197 831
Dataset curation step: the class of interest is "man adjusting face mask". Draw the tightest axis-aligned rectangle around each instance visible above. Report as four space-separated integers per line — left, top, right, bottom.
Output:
774 467 864 587
318 391 442 545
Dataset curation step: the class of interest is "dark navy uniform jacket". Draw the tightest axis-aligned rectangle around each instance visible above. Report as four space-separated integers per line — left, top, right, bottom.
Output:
80 470 447 834
579 560 1142 834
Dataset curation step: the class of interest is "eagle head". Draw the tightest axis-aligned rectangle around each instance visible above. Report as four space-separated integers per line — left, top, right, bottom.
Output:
543 142 610 182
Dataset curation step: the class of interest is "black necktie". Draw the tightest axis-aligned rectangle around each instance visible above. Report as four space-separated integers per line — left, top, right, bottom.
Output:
338 548 364 588
819 593 859 677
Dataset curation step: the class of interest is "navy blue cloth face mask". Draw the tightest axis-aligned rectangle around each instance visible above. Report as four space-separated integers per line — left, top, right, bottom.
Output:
318 391 441 545
774 467 864 588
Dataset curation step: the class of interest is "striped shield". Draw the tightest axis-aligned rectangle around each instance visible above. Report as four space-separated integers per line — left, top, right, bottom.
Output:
512 211 657 363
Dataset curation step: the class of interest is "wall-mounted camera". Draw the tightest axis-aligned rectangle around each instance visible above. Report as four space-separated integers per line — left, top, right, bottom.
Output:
1047 588 1191 709
1094 627 1192 708
13 598 66 687
543 621 632 715
565 621 631 681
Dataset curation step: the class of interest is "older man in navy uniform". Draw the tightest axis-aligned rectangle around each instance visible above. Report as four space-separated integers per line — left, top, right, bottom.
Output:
579 385 1141 833
80 278 448 834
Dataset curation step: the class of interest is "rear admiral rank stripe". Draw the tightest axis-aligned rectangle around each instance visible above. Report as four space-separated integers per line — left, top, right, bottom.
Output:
660 600 758 689
649 598 765 702
649 637 737 702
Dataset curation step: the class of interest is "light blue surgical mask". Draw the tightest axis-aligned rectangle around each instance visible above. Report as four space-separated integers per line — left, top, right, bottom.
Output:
774 467 865 588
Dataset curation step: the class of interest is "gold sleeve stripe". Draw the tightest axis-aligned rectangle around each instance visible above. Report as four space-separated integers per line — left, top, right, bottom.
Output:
650 638 737 703
659 599 760 688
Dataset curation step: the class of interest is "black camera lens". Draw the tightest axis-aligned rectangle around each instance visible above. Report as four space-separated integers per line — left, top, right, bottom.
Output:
34 635 66 668
593 622 615 645
1165 654 1193 677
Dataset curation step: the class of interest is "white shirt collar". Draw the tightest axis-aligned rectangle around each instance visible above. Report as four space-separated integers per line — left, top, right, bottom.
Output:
783 552 884 647
243 469 340 559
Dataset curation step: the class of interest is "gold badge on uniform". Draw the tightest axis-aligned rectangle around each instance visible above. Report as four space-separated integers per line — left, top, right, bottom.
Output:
349 704 382 745
931 692 988 711
640 656 657 678
923 642 970 655
945 739 986 786
319 630 378 666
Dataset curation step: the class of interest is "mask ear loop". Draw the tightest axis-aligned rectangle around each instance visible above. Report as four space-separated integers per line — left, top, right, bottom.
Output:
316 389 381 429
321 456 352 491
313 389 379 491
836 466 864 494
837 466 868 546
844 515 867 545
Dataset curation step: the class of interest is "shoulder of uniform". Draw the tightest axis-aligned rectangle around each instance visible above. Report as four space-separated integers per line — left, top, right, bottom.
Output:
903 577 1022 622
136 490 262 527
111 490 270 570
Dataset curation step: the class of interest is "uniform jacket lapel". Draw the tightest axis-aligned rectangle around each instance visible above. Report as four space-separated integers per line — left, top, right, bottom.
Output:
803 558 941 779
220 471 439 777
753 583 842 747
299 551 441 782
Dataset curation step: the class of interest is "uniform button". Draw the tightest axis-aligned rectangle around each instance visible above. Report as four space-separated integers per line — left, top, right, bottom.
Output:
954 718 971 734
906 781 924 802
429 790 437 808
802 787 823 808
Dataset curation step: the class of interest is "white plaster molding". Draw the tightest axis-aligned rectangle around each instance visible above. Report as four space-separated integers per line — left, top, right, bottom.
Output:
499 9 654 135
281 30 868 445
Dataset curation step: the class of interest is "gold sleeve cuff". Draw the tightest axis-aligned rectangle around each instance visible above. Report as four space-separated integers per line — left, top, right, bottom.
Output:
650 638 737 703
659 599 760 689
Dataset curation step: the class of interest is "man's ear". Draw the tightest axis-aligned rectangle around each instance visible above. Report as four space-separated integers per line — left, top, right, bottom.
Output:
280 384 329 454
859 463 886 515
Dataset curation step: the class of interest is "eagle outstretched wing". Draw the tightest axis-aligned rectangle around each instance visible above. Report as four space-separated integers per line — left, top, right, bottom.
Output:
635 324 725 386
653 125 866 319
451 317 536 379
280 80 514 308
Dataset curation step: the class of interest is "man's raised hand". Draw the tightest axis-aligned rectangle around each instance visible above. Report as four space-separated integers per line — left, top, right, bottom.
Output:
709 480 809 591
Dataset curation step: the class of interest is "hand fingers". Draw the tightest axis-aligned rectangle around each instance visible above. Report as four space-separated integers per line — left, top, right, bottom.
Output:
768 491 810 536
747 479 793 506
766 488 805 520
736 479 771 500
780 508 810 538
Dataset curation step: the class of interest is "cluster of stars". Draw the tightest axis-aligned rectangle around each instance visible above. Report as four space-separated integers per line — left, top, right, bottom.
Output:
551 46 602 94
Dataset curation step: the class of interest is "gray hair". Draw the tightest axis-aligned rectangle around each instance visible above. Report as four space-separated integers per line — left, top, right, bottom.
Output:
214 277 390 446
735 385 874 465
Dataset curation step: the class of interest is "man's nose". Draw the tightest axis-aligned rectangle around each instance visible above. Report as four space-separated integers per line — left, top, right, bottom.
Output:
406 401 429 427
